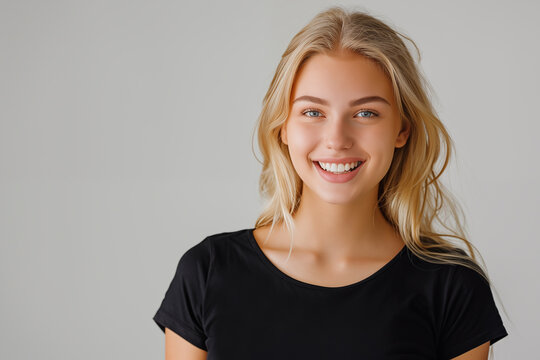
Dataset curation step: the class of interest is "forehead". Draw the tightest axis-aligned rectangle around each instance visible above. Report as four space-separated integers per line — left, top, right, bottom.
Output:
291 51 395 105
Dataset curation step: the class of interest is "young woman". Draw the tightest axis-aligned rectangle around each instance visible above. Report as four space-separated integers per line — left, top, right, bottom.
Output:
153 6 508 359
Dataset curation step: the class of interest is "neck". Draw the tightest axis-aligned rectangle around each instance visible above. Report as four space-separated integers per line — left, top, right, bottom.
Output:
287 183 400 259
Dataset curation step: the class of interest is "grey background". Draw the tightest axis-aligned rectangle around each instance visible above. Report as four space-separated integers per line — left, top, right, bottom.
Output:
1 0 537 358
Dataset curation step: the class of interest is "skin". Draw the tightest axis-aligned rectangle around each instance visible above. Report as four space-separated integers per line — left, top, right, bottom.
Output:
164 327 207 360
164 48 490 359
261 48 411 270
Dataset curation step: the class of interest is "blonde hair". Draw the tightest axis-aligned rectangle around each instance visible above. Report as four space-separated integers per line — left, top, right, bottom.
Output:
251 8 508 356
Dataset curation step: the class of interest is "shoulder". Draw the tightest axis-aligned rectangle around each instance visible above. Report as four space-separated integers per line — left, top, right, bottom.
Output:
403 238 484 277
164 230 250 298
402 243 496 308
443 262 494 310
399 243 491 301
181 228 252 265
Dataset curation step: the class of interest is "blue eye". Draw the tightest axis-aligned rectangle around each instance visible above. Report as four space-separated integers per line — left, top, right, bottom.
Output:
357 110 377 118
303 109 322 117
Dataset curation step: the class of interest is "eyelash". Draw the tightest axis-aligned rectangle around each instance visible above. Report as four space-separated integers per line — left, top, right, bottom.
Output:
301 108 379 118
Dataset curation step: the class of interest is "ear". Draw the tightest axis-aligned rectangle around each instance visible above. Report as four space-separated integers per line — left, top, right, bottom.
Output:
280 124 288 145
395 118 411 148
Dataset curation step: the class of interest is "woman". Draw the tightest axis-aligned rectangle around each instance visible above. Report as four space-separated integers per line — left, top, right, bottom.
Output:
153 6 508 359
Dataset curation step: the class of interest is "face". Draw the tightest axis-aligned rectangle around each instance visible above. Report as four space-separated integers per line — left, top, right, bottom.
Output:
281 50 410 205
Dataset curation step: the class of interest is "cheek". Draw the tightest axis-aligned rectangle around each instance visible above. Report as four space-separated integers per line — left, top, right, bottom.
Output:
358 127 398 175
361 125 396 151
286 124 319 157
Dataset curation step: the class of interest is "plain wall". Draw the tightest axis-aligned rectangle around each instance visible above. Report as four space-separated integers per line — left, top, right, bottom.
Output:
1 0 538 358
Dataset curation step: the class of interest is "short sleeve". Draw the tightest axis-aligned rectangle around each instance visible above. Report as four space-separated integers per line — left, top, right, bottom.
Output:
153 237 212 351
438 265 508 359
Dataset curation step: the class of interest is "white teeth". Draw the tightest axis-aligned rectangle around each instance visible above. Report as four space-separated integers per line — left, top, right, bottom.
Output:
317 161 361 174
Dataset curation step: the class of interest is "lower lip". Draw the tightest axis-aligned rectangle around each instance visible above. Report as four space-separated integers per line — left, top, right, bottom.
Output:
313 161 364 183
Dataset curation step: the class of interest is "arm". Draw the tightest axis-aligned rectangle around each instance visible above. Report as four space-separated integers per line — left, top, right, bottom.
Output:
450 341 490 360
165 327 207 360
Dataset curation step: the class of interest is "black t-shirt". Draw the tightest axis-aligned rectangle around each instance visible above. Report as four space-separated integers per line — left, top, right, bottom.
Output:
153 228 508 359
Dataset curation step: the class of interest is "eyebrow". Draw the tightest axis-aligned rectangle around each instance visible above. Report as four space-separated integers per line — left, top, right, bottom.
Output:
292 95 391 107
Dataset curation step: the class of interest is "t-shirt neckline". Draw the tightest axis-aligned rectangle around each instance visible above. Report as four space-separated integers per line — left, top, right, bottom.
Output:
246 227 407 292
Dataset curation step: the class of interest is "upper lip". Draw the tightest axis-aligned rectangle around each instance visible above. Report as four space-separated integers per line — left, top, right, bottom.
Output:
313 157 365 164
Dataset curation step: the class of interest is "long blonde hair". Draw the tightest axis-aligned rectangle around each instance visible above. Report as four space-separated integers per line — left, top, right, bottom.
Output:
250 6 508 344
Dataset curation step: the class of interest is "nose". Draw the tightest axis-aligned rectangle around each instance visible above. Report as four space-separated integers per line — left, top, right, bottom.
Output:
324 117 354 151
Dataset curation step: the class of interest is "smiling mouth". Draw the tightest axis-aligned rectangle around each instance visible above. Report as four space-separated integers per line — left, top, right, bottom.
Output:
313 160 364 174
